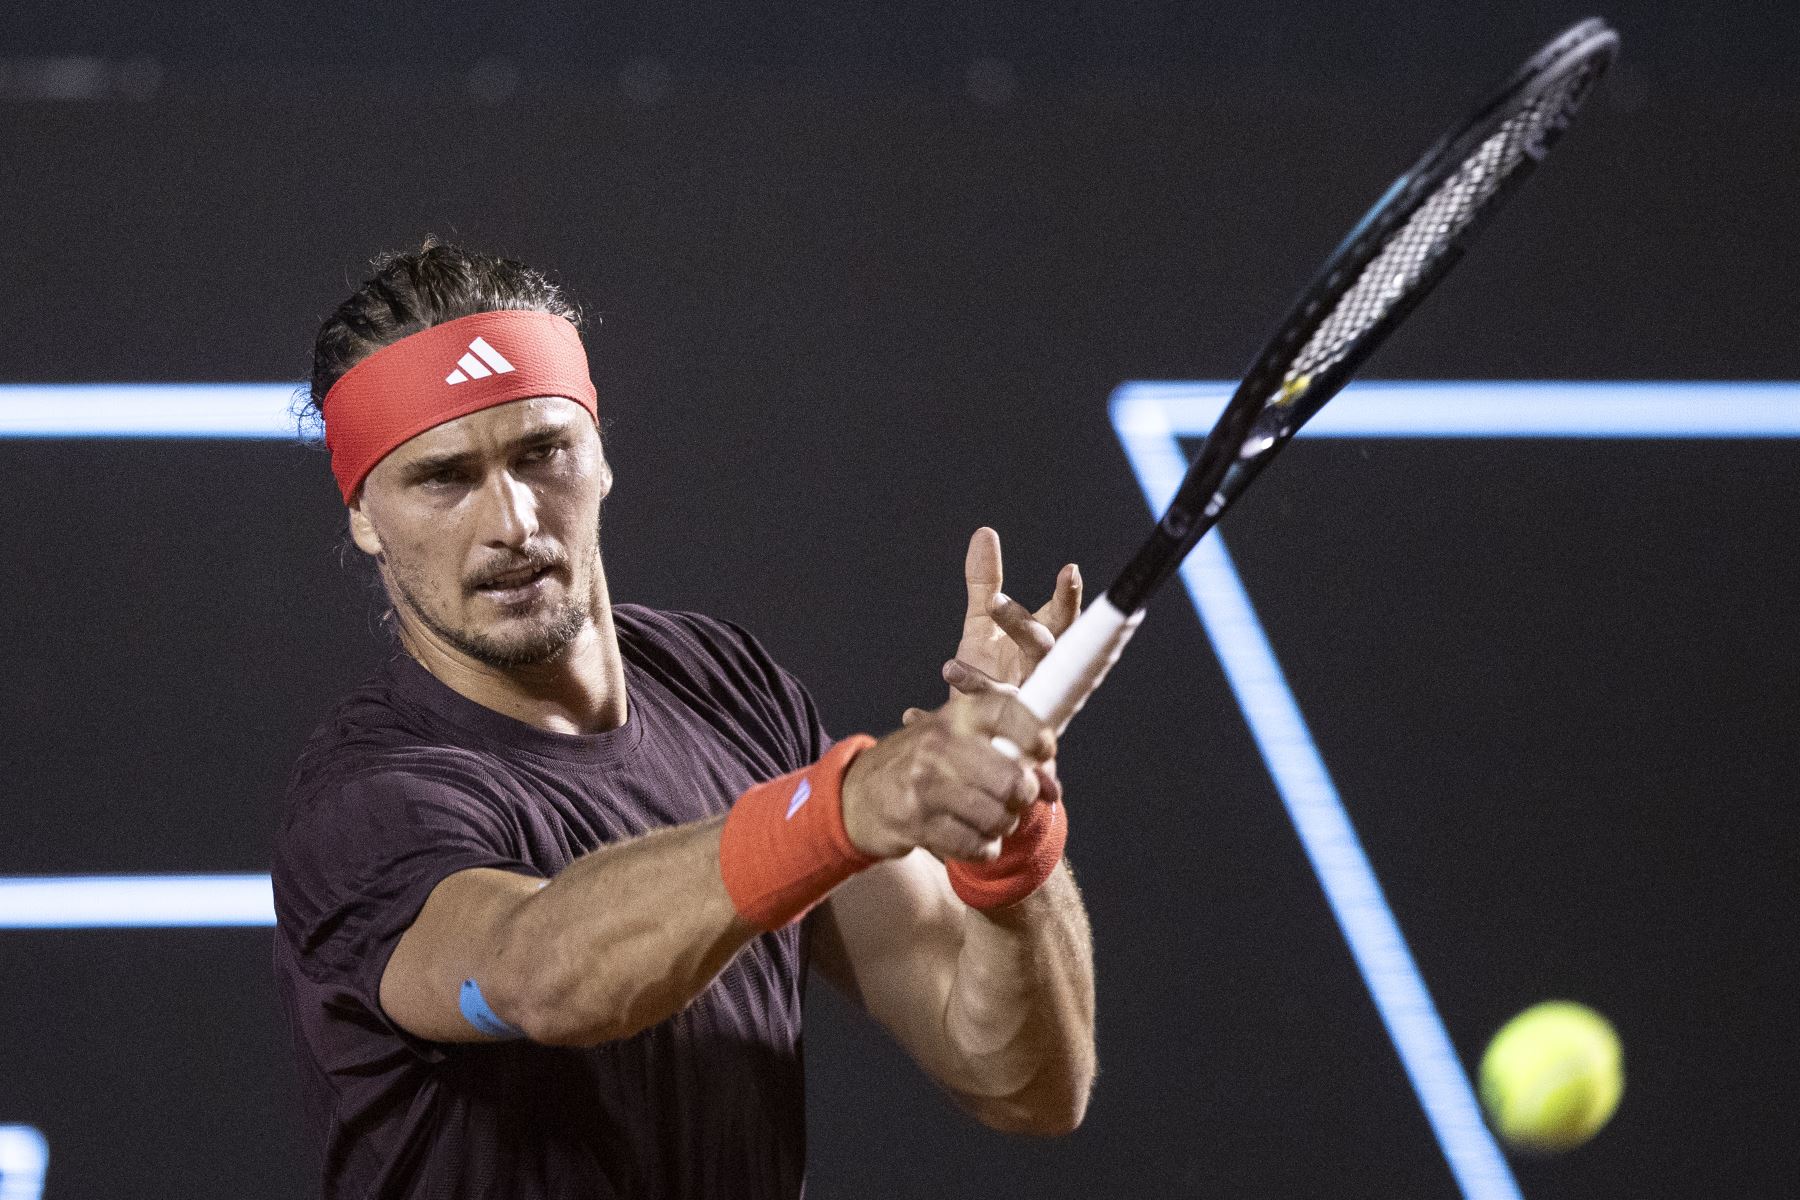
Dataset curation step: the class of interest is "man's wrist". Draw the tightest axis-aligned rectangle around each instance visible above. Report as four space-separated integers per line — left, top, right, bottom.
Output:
718 736 879 932
945 798 1068 911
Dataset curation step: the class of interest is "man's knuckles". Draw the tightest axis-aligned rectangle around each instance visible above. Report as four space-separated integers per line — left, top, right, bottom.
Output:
934 823 1000 864
972 805 1021 840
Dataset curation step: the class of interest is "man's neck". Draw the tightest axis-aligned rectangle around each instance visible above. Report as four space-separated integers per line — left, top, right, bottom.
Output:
401 584 629 737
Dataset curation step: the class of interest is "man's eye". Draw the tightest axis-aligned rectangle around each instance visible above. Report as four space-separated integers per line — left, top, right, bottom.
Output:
522 444 564 464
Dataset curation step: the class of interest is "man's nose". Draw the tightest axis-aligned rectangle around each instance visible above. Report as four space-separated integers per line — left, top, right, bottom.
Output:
479 469 540 547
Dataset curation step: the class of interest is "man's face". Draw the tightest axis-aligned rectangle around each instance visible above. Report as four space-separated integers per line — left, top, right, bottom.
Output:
349 396 610 670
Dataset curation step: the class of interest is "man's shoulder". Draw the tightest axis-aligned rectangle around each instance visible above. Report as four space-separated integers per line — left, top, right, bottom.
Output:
614 603 781 682
282 661 496 813
614 604 821 752
615 602 756 652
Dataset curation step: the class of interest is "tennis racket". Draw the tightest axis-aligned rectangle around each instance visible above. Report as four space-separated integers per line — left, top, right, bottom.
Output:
1017 17 1620 730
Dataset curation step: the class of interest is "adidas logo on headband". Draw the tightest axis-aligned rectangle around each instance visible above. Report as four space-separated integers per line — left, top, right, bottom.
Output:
445 337 517 385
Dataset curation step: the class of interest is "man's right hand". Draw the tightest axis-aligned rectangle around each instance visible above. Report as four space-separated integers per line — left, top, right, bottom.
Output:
841 691 1056 863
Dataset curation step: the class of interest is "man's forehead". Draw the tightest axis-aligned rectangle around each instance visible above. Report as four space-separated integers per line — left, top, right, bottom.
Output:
392 395 591 460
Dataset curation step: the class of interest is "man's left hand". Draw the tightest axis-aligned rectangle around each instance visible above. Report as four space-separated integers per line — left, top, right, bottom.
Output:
905 526 1081 725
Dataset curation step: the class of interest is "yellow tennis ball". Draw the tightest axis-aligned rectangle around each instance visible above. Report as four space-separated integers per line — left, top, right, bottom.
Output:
1478 1000 1623 1152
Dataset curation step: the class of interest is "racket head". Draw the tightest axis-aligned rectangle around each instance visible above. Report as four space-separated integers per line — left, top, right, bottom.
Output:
1253 17 1619 432
1109 17 1618 611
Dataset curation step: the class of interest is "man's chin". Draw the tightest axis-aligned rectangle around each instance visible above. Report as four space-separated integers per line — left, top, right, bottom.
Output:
451 609 589 670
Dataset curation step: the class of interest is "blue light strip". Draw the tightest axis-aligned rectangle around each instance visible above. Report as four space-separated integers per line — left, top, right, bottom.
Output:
0 875 275 929
0 1125 48 1200
1111 395 1521 1200
1114 380 1800 439
2 380 1791 441
0 384 304 438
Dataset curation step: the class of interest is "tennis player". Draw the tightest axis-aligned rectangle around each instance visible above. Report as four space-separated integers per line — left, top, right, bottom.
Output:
272 243 1099 1199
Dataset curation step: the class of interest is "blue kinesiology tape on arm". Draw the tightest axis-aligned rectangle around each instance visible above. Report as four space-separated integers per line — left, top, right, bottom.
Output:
458 978 526 1040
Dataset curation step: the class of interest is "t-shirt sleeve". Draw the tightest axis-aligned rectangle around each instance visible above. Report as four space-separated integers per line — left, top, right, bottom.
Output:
710 616 833 771
633 607 833 775
273 762 542 1055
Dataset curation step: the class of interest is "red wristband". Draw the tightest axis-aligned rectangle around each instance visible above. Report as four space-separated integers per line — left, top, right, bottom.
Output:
945 799 1068 911
719 735 878 932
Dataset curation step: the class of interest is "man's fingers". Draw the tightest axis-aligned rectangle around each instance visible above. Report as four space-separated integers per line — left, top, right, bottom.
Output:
946 791 1023 841
990 593 1056 670
996 696 1056 763
925 702 1044 803
942 658 1019 697
1035 563 1082 637
942 658 993 694
963 526 1004 619
927 811 1014 862
870 698 1058 862
1004 763 1042 810
947 690 1056 763
941 737 1040 807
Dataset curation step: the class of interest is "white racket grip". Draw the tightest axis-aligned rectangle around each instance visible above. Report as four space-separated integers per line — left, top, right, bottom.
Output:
994 595 1144 757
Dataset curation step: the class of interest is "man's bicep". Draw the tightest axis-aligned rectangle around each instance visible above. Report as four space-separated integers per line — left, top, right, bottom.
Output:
379 866 546 1043
811 852 964 1064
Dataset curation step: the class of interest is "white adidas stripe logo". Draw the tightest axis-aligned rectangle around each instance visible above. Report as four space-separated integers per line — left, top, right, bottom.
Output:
445 337 516 385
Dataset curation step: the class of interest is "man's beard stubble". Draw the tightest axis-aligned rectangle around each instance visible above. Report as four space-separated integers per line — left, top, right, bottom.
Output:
404 581 590 669
385 542 598 671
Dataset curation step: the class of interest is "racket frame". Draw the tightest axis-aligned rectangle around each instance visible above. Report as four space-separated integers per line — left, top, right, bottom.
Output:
1016 18 1618 726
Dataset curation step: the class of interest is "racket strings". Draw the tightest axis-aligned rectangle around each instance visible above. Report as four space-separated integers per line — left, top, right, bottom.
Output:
1279 59 1603 399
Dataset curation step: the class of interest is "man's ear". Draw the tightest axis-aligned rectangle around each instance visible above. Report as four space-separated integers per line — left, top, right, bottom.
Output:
597 450 614 500
349 502 383 557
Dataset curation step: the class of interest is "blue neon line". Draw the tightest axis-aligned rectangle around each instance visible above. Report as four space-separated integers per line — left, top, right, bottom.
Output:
0 1124 48 1200
0 875 275 929
2 379 1791 441
0 384 305 438
1112 380 1800 439
1188 538 1518 1198
1112 395 1521 1200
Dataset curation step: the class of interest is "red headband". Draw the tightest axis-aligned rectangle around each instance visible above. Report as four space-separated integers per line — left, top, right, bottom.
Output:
321 310 598 502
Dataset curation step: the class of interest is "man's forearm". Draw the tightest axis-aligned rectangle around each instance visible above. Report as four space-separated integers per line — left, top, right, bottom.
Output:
942 863 1097 1135
490 816 755 1045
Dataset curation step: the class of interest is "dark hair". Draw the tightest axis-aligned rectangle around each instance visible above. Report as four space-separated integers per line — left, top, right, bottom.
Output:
300 240 583 437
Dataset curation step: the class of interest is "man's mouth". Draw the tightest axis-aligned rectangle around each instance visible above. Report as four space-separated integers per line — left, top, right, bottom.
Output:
472 563 556 602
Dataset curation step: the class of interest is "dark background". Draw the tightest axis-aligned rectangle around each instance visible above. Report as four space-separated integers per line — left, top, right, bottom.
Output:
3 1 1797 1196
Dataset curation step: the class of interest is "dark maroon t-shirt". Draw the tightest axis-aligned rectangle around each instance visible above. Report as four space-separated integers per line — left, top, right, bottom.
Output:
272 605 829 1200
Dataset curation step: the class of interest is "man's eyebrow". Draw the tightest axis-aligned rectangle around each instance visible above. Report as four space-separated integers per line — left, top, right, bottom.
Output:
513 424 576 449
399 425 578 482
400 448 479 482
